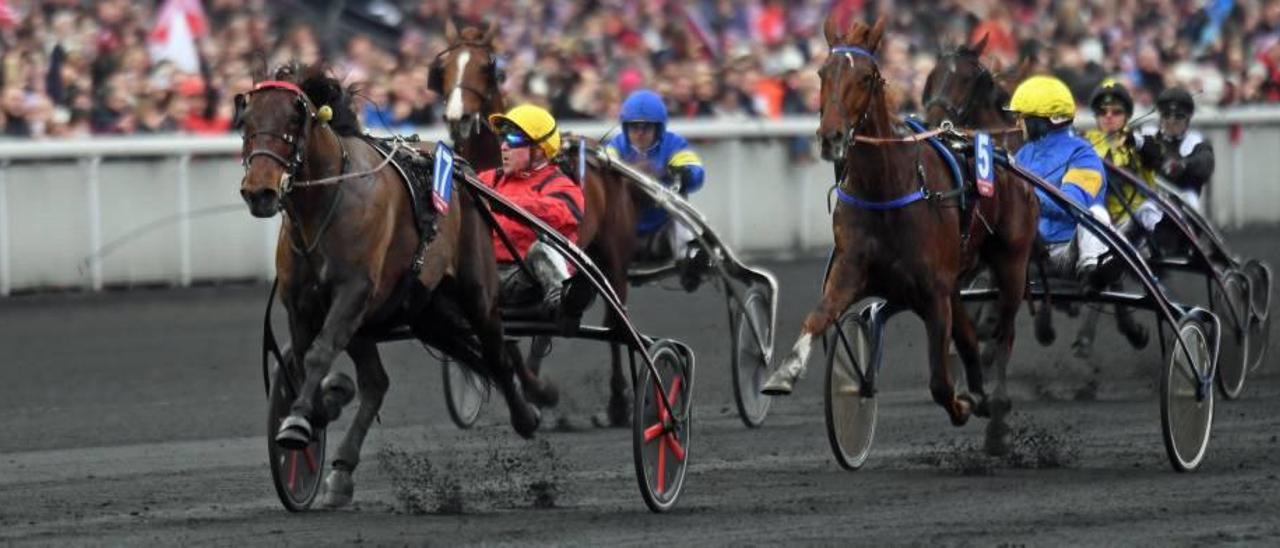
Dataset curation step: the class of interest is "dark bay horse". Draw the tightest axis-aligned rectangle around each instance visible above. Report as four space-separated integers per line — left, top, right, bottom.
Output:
236 64 540 507
432 22 639 427
763 17 1039 452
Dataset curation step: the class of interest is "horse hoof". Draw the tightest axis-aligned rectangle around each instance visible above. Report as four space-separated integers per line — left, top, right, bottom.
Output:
1122 324 1149 349
321 372 356 421
320 468 354 508
275 415 312 450
512 404 541 439
525 379 560 409
950 395 973 427
761 370 796 396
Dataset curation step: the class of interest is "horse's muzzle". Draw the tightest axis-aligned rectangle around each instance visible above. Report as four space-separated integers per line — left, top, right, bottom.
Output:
241 187 280 218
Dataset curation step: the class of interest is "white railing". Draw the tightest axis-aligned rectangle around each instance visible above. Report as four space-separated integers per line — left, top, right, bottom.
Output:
2 110 1279 295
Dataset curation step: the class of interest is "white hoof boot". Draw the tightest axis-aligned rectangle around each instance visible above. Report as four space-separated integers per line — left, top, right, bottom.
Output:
761 366 798 395
320 468 354 508
761 334 813 396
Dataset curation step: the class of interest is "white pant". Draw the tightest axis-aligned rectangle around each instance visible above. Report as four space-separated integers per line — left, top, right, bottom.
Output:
1048 204 1112 274
1115 199 1164 235
527 240 570 287
1176 188 1202 213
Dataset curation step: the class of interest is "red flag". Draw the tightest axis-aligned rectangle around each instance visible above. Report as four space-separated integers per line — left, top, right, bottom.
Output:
148 0 209 73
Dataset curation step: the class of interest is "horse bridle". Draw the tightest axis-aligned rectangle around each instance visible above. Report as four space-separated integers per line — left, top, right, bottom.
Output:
239 80 320 196
430 43 504 141
822 45 886 148
923 52 994 125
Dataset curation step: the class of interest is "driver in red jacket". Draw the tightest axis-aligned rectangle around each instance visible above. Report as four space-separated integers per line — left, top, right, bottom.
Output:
477 104 585 315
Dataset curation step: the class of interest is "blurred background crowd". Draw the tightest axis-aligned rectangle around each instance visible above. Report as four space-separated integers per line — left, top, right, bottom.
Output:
3 0 1280 139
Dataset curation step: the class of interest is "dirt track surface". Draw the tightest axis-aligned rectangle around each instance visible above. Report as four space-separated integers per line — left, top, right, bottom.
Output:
2 228 1278 546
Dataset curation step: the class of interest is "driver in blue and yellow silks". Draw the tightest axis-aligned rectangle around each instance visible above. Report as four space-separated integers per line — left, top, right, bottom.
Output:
606 89 708 291
1006 75 1115 284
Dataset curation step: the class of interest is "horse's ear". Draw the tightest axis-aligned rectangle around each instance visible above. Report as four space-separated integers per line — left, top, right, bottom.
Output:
232 93 247 129
866 17 887 53
823 12 841 46
971 33 989 56
1010 55 1035 85
250 53 268 83
445 17 458 43
991 56 1005 73
481 19 498 44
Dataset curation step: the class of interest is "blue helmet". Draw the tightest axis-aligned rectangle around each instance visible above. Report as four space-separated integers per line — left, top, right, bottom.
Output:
619 89 668 127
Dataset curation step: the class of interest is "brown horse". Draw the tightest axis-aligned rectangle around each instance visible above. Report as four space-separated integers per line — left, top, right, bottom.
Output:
762 17 1039 452
236 64 540 507
920 36 1029 149
432 22 639 427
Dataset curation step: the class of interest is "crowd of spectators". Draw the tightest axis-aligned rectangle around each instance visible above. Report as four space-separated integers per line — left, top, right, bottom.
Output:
3 0 1280 140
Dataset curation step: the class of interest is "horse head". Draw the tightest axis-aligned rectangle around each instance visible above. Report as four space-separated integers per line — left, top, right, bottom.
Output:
817 16 887 162
430 19 504 144
921 36 998 127
235 64 357 217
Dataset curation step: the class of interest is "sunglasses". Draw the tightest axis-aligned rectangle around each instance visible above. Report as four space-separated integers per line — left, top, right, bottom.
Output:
1096 107 1127 117
625 122 657 133
1162 112 1189 121
499 129 533 148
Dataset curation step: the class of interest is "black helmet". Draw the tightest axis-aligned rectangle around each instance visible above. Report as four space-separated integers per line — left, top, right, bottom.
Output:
1089 79 1133 116
1156 87 1195 117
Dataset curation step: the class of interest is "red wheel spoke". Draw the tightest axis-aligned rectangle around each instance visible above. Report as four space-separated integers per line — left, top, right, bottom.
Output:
666 375 683 408
304 446 318 473
644 422 666 443
655 383 668 422
666 433 686 461
287 450 299 492
655 436 667 495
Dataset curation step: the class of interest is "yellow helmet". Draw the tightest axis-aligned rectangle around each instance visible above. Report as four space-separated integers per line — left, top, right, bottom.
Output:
1006 75 1077 121
488 104 561 158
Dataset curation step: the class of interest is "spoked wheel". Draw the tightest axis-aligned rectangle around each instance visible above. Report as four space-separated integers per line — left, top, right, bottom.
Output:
1210 271 1250 399
1160 320 1215 472
730 287 773 428
633 339 693 513
442 358 488 429
824 306 879 470
1243 259 1272 373
267 344 326 511
963 268 996 343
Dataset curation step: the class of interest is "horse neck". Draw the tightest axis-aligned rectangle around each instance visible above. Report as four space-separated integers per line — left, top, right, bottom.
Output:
459 123 502 171
286 127 345 230
842 90 914 200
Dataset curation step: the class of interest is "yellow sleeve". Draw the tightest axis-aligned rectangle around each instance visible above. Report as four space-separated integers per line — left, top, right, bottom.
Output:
1063 167 1104 198
668 149 702 168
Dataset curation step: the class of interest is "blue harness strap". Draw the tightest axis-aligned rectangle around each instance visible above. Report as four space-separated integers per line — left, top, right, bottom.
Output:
836 186 926 210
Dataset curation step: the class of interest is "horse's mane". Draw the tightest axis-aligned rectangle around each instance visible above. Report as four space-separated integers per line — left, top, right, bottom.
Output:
274 63 363 137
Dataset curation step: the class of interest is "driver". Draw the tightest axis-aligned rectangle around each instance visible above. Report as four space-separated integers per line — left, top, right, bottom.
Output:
1006 75 1115 285
1135 87 1215 212
478 104 586 316
606 89 708 291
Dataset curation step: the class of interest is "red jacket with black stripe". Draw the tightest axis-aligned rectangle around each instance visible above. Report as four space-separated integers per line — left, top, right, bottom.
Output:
478 163 584 263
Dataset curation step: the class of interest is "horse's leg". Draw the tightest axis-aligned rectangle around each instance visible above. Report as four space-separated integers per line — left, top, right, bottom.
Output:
949 290 988 415
922 289 973 426
599 307 631 428
761 255 863 395
277 281 371 448
983 251 1030 455
319 336 389 508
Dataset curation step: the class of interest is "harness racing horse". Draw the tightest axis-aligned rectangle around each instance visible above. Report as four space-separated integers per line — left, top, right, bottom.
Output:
236 64 541 507
433 22 640 428
762 17 1040 453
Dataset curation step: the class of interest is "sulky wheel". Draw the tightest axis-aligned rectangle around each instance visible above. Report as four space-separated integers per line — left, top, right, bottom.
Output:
824 305 880 471
633 339 693 513
442 358 487 429
1243 259 1272 373
1160 319 1215 472
266 344 327 511
730 287 773 428
1210 271 1250 399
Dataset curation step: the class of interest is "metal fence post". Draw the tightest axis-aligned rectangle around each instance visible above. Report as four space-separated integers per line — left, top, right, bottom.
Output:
86 156 103 291
0 160 9 296
177 154 192 286
727 138 743 250
1230 124 1244 229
